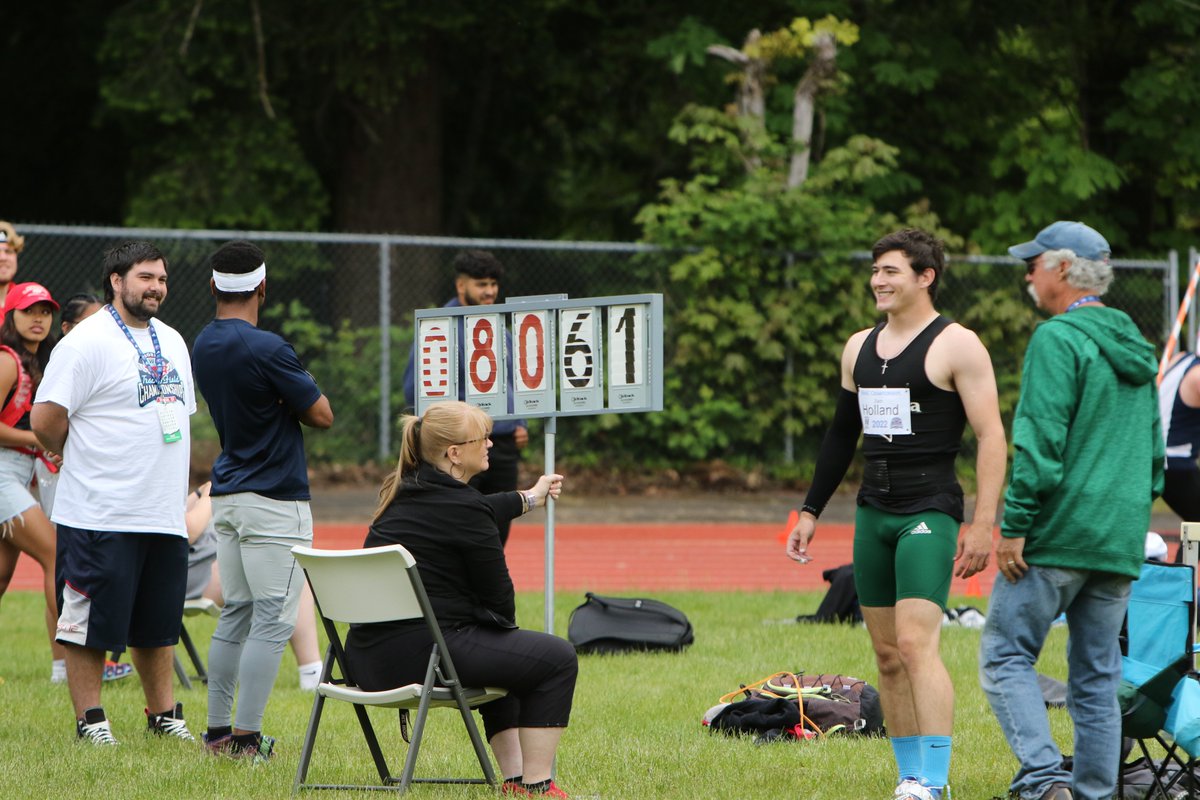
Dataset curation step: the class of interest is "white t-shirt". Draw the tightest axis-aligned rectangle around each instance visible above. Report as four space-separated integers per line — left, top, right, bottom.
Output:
35 308 196 535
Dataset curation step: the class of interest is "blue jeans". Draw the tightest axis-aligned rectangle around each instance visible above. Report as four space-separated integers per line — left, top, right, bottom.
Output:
979 566 1131 800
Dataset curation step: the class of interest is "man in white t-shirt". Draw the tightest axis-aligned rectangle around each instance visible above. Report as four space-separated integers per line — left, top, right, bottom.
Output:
32 241 197 746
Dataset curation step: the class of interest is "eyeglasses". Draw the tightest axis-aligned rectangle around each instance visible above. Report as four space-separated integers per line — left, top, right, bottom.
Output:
450 434 491 447
1025 257 1039 275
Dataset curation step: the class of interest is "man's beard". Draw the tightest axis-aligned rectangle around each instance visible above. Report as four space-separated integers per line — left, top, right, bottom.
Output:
123 288 162 321
1026 284 1040 306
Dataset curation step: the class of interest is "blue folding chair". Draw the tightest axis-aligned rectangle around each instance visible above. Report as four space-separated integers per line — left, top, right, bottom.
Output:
1117 525 1200 799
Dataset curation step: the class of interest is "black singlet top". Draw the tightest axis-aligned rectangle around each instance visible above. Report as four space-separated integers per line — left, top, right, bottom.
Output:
852 315 966 522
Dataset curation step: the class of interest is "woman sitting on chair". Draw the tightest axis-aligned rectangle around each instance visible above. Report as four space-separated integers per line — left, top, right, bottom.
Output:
346 401 575 799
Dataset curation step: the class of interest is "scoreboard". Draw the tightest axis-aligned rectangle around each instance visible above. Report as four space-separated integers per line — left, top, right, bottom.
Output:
414 294 663 419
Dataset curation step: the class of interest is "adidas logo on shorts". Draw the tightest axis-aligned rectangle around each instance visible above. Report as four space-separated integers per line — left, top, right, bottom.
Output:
910 521 933 535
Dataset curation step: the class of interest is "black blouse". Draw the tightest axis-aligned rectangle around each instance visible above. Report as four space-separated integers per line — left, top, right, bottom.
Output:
355 462 524 636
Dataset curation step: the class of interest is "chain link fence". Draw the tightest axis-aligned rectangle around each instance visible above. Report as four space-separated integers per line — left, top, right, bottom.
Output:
13 224 1184 466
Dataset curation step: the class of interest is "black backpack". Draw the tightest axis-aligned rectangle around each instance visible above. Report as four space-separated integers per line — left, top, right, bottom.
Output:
710 671 885 740
567 592 694 654
796 563 861 624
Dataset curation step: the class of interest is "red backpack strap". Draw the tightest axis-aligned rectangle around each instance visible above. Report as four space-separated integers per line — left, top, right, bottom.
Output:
0 345 31 428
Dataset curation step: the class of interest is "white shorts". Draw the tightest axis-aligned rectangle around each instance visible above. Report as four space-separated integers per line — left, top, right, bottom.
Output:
0 447 37 529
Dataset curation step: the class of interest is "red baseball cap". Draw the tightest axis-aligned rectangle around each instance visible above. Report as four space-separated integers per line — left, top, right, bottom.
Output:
3 282 60 316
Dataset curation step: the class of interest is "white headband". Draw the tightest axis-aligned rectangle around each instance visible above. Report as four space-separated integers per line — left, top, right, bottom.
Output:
213 263 266 293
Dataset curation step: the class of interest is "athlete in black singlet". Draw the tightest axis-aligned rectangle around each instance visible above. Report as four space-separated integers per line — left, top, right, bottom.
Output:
786 229 1007 800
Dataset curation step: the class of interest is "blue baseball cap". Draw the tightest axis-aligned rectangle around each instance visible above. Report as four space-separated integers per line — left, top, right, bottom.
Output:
1008 221 1111 262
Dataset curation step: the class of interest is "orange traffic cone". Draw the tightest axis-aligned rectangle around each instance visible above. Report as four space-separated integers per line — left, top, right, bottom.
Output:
776 509 799 544
965 573 983 597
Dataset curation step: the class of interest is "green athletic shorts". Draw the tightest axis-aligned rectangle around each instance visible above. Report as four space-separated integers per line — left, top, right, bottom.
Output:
852 504 958 609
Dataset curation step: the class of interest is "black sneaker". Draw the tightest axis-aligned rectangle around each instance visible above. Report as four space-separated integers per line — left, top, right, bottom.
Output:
77 706 119 746
233 734 275 765
146 702 196 741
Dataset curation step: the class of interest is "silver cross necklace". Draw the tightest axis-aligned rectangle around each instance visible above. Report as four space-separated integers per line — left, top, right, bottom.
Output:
878 323 929 375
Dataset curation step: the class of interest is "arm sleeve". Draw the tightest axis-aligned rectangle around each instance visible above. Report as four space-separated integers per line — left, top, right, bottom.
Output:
801 389 862 517
484 491 524 526
265 341 323 413
35 337 91 413
457 503 517 623
1001 326 1076 537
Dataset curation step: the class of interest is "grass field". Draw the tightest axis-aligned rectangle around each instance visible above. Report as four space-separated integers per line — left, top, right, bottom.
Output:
0 590 1073 799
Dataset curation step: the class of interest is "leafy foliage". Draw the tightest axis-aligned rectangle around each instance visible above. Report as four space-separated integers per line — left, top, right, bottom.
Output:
563 18 952 466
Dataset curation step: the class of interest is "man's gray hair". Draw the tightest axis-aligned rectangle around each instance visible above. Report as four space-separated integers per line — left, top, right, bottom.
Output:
1040 248 1113 295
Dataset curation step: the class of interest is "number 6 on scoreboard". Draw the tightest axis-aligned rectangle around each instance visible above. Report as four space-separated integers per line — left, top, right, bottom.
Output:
559 307 603 411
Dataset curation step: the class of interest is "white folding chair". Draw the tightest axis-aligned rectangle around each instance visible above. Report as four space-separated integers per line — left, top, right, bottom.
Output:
290 544 507 794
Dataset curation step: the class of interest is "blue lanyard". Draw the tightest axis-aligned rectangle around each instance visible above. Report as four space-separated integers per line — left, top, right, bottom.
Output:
106 304 165 386
1066 295 1101 313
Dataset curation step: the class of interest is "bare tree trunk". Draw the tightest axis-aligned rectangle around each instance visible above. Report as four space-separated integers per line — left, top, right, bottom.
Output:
331 61 443 327
788 33 837 189
334 68 442 235
708 29 765 170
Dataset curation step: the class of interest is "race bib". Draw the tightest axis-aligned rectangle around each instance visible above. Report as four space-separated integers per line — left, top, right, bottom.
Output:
858 387 912 436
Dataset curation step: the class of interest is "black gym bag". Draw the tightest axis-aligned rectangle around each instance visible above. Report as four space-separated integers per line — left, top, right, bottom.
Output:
567 592 694 654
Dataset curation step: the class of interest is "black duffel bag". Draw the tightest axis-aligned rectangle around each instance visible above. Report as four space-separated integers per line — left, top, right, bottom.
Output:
567 592 694 654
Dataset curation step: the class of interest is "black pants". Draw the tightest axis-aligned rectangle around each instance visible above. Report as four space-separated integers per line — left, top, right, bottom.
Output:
1164 468 1200 521
346 623 578 741
470 433 520 546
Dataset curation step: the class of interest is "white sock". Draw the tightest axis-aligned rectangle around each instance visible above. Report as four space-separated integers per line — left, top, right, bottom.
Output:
298 661 322 691
51 659 67 682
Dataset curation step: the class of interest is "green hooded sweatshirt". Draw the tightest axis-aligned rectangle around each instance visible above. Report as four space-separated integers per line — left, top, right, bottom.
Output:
1001 306 1164 579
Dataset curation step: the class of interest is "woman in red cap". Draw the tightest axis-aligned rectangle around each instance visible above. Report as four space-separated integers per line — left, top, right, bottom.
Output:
0 282 66 678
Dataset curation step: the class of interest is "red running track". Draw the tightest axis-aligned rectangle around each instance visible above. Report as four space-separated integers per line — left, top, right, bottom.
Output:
7 522 999 595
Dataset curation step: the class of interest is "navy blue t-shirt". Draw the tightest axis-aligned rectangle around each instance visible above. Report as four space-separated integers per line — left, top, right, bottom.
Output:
193 318 323 500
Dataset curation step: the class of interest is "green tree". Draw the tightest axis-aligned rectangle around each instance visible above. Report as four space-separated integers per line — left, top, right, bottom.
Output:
564 17 959 470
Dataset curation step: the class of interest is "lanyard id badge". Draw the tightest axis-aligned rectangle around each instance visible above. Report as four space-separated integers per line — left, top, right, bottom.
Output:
157 401 182 443
107 305 183 443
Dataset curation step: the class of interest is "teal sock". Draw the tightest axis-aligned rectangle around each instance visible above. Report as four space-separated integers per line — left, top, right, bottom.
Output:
920 735 952 788
890 735 921 781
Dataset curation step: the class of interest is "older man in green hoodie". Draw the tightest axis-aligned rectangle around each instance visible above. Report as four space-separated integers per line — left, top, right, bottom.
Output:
980 221 1164 800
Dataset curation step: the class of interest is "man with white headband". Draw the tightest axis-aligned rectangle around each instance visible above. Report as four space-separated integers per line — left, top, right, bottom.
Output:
191 240 333 762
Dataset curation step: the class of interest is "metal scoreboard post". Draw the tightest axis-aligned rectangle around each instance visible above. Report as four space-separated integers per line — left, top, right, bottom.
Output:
413 294 664 632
